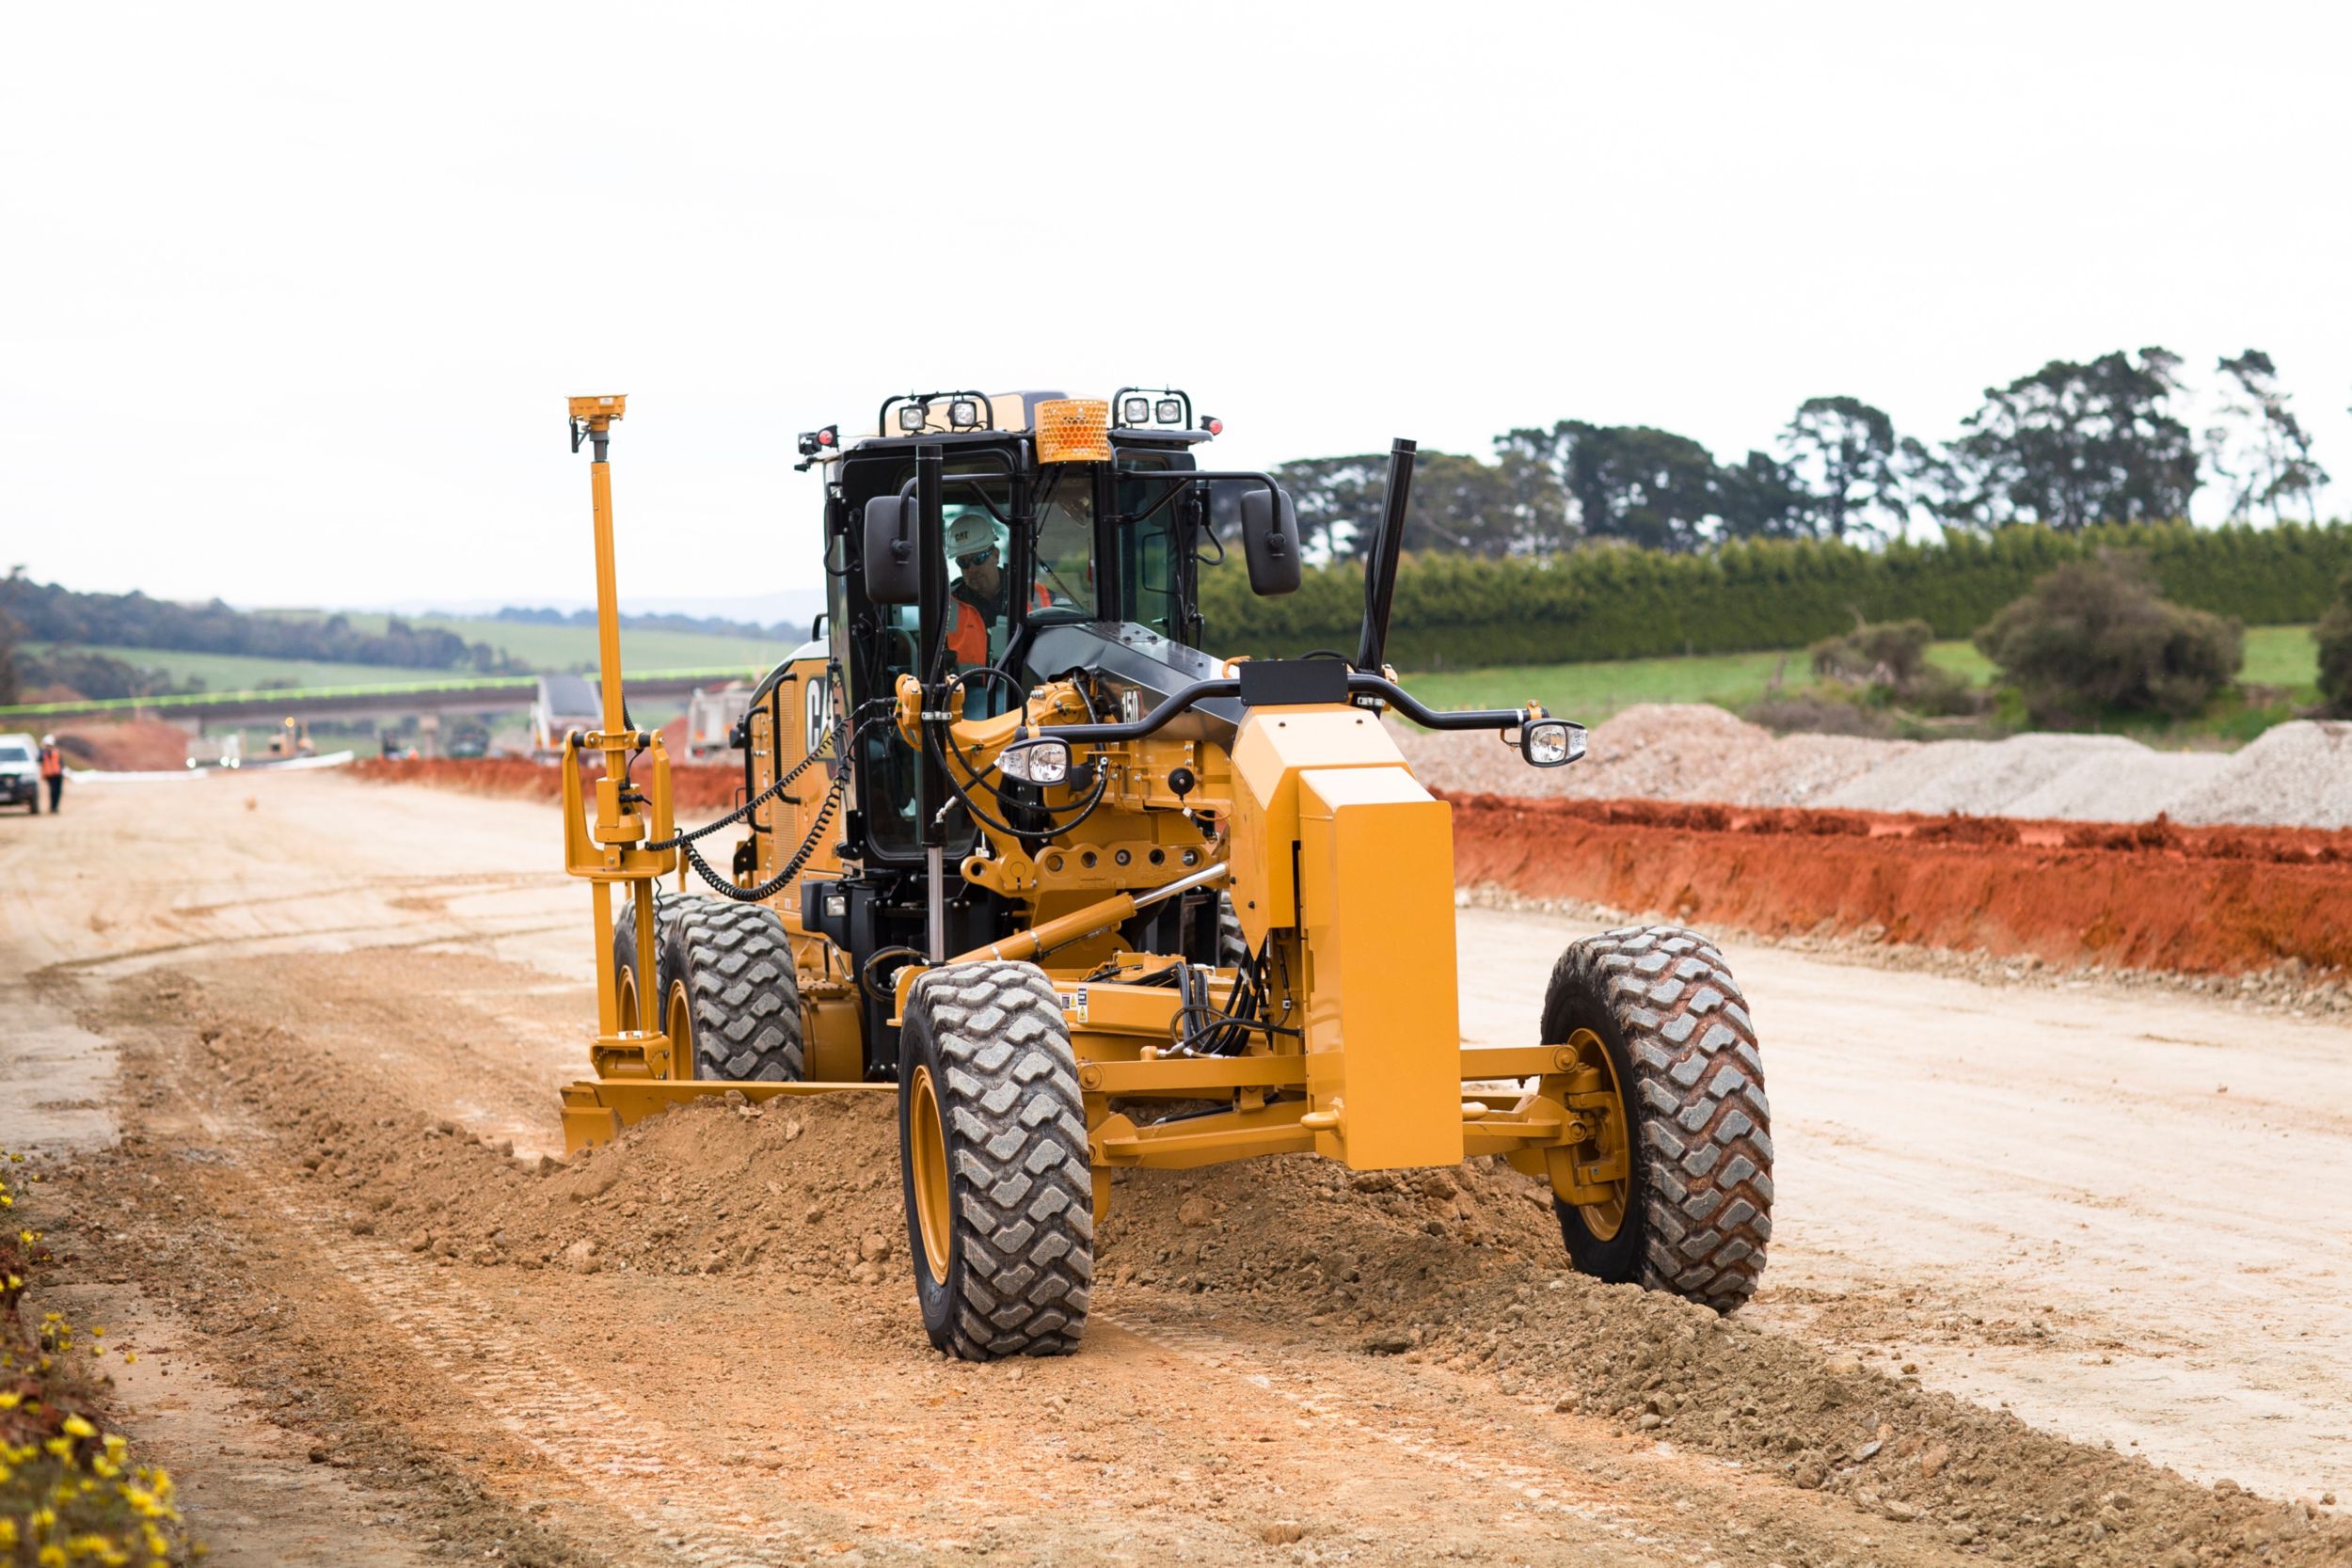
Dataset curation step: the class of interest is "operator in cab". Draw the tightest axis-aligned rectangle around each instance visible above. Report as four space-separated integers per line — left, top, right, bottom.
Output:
945 512 1048 671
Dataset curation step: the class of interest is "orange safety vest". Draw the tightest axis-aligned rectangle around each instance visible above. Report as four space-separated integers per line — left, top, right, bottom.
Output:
946 586 1049 666
39 745 63 779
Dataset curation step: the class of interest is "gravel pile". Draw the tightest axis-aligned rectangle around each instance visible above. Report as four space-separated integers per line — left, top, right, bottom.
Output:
2169 721 2352 829
1820 734 2155 816
1400 704 2344 829
2003 751 2225 822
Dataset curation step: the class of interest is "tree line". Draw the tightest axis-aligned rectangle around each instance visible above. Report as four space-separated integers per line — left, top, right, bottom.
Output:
1272 347 2338 559
1194 520 2352 672
0 572 527 675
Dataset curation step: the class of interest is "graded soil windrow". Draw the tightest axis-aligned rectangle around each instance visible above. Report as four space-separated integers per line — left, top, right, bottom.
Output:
1447 793 2352 979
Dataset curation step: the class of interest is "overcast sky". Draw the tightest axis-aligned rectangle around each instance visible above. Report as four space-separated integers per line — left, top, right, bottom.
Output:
5 2 2348 612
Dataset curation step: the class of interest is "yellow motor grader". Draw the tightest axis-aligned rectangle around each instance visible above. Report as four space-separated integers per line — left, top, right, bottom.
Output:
558 391 1772 1359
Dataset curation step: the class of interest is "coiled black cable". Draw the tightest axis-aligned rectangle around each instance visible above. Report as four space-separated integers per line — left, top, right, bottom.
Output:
653 706 883 904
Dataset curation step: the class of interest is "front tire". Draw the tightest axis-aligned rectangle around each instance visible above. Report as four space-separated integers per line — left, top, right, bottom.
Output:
899 961 1093 1359
659 901 805 1081
1216 892 1251 969
1543 925 1772 1312
612 891 688 1035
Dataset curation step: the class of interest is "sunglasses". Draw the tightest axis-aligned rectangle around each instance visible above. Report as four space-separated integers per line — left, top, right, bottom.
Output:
956 546 999 568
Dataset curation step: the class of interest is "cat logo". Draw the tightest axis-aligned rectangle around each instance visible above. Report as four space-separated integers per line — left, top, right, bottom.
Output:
804 675 835 759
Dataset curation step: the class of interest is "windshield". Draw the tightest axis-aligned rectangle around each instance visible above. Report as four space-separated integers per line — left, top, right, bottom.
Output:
1027 468 1096 624
0 745 30 764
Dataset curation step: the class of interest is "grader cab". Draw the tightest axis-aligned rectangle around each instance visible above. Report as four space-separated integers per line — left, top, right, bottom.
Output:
557 390 1773 1359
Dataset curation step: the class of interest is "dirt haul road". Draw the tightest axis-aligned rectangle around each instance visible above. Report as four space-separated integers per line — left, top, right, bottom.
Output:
2 773 2346 1567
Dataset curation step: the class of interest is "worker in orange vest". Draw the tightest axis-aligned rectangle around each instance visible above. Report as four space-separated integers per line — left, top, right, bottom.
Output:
38 734 64 814
944 513 1046 669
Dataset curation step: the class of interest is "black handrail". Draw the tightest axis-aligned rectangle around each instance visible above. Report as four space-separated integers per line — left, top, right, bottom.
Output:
1018 673 1540 749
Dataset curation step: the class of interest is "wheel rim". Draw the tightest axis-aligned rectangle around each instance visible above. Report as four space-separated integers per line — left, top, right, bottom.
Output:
909 1064 952 1285
665 979 695 1081
616 967 640 1034
1568 1027 1631 1242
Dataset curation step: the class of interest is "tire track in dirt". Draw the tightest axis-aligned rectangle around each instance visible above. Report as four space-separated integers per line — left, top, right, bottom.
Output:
242 1168 826 1568
1100 1307 1717 1560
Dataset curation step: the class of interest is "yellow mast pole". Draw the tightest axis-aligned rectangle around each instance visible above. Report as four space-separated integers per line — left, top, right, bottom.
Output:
564 394 674 1069
575 397 628 1041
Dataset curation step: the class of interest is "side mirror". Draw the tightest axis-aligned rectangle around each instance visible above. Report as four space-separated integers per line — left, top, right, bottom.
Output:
1239 485 1302 596
861 496 920 605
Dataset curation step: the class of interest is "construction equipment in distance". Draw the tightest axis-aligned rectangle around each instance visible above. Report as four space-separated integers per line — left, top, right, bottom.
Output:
558 390 1772 1359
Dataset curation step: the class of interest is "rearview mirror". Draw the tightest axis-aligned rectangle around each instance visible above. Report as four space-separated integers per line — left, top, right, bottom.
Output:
1239 486 1302 596
862 496 919 605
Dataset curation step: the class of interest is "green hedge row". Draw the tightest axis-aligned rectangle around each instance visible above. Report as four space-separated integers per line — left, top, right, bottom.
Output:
1197 522 2352 669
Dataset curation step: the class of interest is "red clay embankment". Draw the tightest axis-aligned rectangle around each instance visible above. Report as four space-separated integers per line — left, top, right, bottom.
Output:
350 760 2352 979
1448 794 2352 979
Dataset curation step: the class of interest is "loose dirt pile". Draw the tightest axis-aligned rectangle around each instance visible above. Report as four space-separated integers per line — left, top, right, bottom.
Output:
1446 794 2352 982
1400 705 2352 829
110 969 2349 1568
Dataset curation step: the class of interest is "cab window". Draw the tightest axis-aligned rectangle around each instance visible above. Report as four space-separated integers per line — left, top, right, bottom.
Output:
1030 468 1097 622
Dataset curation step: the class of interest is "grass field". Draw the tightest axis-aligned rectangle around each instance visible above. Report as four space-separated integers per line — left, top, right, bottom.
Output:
27 644 444 690
259 610 801 672
1397 625 2321 723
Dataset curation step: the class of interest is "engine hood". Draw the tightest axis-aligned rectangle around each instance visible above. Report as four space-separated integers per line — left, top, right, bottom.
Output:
1023 623 1244 746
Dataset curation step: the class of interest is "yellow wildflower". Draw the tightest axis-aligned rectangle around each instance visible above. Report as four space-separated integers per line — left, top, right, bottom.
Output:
62 1414 97 1439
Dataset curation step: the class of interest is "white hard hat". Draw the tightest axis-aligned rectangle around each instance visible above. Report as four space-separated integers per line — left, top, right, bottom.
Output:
946 512 996 560
41 734 55 744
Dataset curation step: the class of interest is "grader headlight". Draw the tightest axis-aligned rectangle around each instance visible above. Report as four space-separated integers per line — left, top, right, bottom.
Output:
998 736 1072 785
1036 399 1112 463
1521 718 1584 768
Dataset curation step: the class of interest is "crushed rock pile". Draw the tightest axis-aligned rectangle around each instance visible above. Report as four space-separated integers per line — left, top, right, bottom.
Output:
1398 705 2352 829
2169 721 2352 830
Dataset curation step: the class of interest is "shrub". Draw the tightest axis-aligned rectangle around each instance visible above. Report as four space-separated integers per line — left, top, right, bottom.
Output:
2317 570 2352 715
1811 619 1934 686
1807 619 1982 716
1973 553 2244 721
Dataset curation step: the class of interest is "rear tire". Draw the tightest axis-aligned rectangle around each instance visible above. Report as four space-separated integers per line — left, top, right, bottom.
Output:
660 901 805 1081
899 961 1093 1359
1543 925 1772 1313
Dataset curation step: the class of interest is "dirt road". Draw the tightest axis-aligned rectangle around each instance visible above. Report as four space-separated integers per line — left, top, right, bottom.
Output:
3 773 2346 1565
